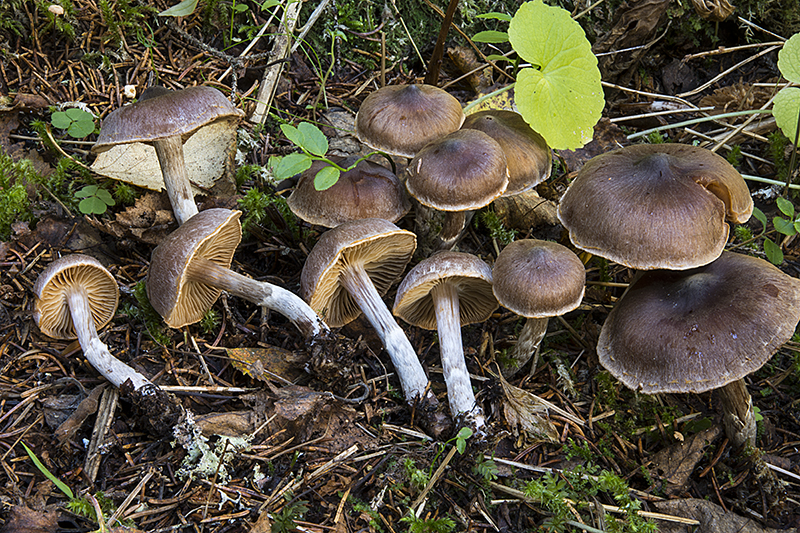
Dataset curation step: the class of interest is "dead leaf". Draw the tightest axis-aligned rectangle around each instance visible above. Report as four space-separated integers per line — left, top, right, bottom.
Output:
700 83 774 114
54 384 106 445
497 372 559 444
556 118 628 175
195 411 259 437
653 499 786 533
87 192 176 245
0 505 58 533
493 189 559 232
448 45 492 93
228 345 306 383
249 511 272 533
649 426 721 495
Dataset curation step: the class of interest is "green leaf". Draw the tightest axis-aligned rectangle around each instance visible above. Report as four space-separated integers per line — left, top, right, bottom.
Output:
485 54 512 62
298 122 328 157
779 33 800 84
773 216 797 236
234 3 248 12
50 111 72 130
472 30 509 44
95 188 116 206
476 12 512 21
280 124 306 148
273 153 313 181
751 207 767 234
261 0 279 9
52 109 95 139
773 86 800 143
314 166 340 191
22 443 74 500
80 196 109 214
159 0 199 17
776 196 795 218
764 238 784 265
75 185 98 198
508 0 604 150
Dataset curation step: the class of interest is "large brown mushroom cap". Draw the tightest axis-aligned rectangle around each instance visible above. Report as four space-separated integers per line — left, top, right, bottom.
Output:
147 208 242 328
394 251 497 331
34 255 119 340
492 239 586 318
287 156 410 227
355 84 465 158
405 129 509 211
597 251 800 394
461 110 552 196
301 218 416 327
557 143 754 270
93 86 243 150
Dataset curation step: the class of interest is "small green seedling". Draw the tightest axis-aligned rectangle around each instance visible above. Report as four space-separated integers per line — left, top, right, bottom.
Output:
51 108 95 139
764 196 800 265
75 185 115 214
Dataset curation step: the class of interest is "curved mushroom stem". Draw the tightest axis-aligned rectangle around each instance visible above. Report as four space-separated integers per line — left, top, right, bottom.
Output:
185 257 330 342
431 283 485 432
718 378 757 449
338 263 431 403
502 317 548 377
66 287 152 391
153 135 199 225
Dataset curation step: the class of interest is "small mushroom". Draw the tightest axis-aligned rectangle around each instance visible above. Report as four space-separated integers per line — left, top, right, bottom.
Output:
597 251 800 448
94 86 243 225
492 240 586 376
355 84 465 158
405 129 509 251
147 208 330 342
557 143 753 270
301 218 433 406
394 251 497 431
34 255 152 391
287 156 410 227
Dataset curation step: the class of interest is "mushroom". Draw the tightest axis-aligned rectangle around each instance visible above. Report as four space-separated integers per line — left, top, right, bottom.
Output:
34 254 152 391
287 156 410 227
301 218 433 405
557 143 753 270
355 84 465 158
492 240 586 377
597 251 800 448
405 129 509 251
147 208 330 343
94 86 243 225
393 251 497 430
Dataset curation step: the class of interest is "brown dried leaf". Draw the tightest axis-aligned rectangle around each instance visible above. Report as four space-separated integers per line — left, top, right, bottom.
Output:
228 346 305 383
653 499 786 533
498 372 559 443
649 426 720 496
0 506 58 533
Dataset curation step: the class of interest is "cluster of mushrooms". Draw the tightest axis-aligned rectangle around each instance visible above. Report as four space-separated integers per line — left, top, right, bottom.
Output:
33 83 800 447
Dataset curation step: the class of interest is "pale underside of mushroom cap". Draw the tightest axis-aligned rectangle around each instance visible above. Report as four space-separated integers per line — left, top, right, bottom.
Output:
34 254 119 340
492 239 586 318
393 251 498 331
147 208 242 328
597 251 800 394
301 218 416 328
557 143 754 270
355 84 465 158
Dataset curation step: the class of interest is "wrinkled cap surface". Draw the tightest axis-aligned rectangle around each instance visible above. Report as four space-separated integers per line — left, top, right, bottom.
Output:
597 251 800 394
355 84 465 157
287 156 410 227
147 208 242 328
557 143 754 270
94 86 242 150
394 251 498 331
34 254 119 340
405 129 509 211
301 218 416 328
462 110 552 195
492 239 585 318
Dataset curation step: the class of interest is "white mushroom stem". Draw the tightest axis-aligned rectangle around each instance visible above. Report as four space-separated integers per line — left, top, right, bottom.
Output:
338 263 431 403
153 135 199 226
185 257 330 341
66 287 152 391
718 378 757 449
431 283 485 430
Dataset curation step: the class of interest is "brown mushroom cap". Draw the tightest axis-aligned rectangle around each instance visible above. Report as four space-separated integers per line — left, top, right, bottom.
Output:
461 110 552 196
405 129 509 211
597 251 800 394
394 251 498 330
301 218 416 327
287 156 410 227
93 86 242 149
492 239 585 318
557 143 754 270
147 208 242 328
355 84 465 157
34 255 119 340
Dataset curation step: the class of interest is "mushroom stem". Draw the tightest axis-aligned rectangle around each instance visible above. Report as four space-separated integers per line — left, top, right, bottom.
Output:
66 287 152 391
339 263 430 402
718 378 757 449
153 135 199 225
185 256 330 341
431 283 485 430
504 317 548 376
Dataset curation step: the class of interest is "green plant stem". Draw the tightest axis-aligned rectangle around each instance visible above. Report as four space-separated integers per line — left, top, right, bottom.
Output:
626 109 773 140
742 173 800 190
565 520 606 533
